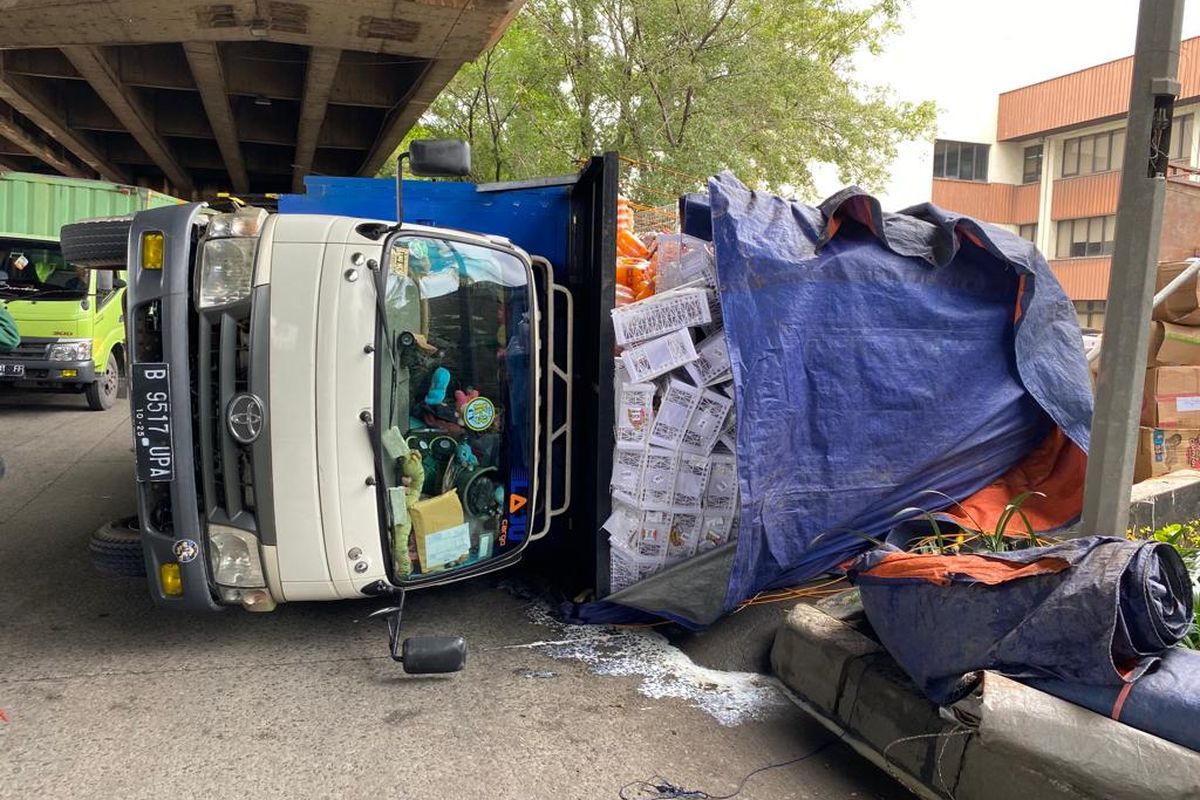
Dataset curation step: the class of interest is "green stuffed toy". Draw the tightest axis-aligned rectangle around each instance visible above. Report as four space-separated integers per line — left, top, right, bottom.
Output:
388 434 426 578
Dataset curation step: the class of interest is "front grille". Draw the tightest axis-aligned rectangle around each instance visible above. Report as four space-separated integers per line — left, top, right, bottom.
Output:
133 301 164 362
0 340 49 360
195 310 257 524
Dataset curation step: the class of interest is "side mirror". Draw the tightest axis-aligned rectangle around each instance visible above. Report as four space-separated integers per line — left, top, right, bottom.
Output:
113 277 127 289
408 139 471 178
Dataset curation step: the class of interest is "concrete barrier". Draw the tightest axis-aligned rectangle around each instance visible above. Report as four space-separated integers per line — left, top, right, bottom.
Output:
771 603 1200 800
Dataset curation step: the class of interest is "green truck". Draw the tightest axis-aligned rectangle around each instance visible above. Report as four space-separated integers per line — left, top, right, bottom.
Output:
0 173 178 409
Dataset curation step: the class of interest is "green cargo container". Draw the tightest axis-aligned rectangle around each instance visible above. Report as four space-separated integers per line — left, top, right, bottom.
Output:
0 172 181 410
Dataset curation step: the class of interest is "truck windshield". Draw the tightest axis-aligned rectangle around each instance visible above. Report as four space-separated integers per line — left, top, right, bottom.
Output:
0 239 88 299
376 234 533 582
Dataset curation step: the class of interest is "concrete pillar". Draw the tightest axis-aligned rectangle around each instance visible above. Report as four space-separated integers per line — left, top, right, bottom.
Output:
1037 136 1057 260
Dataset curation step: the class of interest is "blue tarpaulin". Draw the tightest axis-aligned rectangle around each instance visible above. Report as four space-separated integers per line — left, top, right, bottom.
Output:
1026 647 1200 752
850 537 1197 751
571 174 1093 627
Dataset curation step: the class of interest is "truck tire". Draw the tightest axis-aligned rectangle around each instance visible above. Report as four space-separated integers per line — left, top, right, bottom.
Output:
60 216 134 269
86 351 120 410
89 515 147 577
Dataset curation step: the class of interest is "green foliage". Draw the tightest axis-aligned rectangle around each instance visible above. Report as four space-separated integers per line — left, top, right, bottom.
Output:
898 490 1049 556
401 0 936 201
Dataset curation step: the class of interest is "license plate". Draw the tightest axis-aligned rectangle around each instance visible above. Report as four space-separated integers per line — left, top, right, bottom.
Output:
0 363 24 377
131 363 174 482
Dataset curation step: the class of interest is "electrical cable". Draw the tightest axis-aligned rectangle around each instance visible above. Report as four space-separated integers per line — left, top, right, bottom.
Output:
616 740 833 799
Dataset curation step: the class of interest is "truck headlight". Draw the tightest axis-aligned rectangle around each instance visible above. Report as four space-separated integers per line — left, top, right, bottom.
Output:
197 207 266 310
197 238 257 309
208 525 266 588
48 339 92 362
207 207 267 239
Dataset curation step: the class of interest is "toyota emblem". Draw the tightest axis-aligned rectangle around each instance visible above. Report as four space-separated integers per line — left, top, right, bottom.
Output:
227 393 265 444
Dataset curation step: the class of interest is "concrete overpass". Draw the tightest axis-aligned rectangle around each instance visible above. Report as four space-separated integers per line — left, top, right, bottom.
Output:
0 0 523 196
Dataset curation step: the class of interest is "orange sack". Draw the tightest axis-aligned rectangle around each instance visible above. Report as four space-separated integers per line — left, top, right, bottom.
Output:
618 229 650 260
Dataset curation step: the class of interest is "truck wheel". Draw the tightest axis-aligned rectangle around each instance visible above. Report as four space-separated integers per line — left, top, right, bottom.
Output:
89 515 147 577
86 352 120 410
60 216 134 269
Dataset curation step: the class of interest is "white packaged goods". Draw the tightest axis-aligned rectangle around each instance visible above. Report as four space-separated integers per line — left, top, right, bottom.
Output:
681 390 734 454
685 329 732 386
718 406 737 452
611 447 646 499
697 514 734 553
704 453 738 511
610 545 663 592
649 378 702 449
633 510 671 559
611 287 712 346
602 502 640 543
614 356 631 385
621 328 700 382
640 448 678 509
665 512 702 564
616 382 657 449
673 452 710 509
605 215 744 591
654 234 716 292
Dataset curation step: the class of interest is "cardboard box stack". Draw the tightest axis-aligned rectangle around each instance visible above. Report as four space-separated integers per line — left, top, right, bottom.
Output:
1137 260 1200 481
605 203 739 592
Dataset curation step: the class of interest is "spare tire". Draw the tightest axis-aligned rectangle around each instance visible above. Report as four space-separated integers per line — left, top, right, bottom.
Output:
89 514 147 577
60 216 134 269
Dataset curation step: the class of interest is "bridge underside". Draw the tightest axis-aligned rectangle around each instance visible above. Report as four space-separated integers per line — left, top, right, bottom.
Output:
0 0 521 195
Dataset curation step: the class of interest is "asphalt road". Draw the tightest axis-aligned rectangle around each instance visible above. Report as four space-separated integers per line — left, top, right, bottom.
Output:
0 391 911 800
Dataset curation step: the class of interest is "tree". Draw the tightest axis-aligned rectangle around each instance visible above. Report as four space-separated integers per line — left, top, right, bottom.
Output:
403 0 936 203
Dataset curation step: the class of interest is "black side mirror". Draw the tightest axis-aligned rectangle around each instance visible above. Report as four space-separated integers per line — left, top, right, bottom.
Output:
113 277 127 289
408 139 472 178
367 594 468 674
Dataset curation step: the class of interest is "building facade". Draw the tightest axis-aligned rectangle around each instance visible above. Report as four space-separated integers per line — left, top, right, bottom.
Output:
930 37 1200 330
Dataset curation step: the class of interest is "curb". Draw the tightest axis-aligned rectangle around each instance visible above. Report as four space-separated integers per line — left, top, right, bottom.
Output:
770 602 1200 800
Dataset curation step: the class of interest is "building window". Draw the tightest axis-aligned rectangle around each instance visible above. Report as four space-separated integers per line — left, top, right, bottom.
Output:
1075 300 1106 329
1018 223 1037 242
1055 216 1116 258
933 140 990 182
1022 145 1043 184
1169 114 1194 161
1061 129 1126 177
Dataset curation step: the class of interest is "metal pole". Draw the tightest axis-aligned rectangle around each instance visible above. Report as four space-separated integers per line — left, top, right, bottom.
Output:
1080 0 1185 537
394 152 409 223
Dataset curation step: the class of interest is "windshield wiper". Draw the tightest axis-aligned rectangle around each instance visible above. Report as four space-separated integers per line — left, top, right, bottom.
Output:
358 409 396 533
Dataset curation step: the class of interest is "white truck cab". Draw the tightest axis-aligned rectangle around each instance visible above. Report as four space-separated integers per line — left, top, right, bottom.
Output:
67 203 569 635
58 144 617 672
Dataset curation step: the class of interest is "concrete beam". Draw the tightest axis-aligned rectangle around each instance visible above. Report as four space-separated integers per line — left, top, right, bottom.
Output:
61 46 193 194
292 47 341 192
182 42 249 194
0 108 86 178
0 2 463 59
359 59 463 177
0 64 125 182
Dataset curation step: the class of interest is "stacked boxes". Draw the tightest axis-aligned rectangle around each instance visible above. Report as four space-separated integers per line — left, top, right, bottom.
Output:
1137 260 1200 481
605 227 739 593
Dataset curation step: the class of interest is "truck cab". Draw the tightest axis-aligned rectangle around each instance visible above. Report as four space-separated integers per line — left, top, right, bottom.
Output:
60 150 619 673
0 247 125 409
0 172 179 409
86 203 559 615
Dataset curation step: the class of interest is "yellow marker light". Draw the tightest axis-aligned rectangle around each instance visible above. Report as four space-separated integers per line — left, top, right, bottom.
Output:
60 369 77 377
142 231 165 270
159 562 183 596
